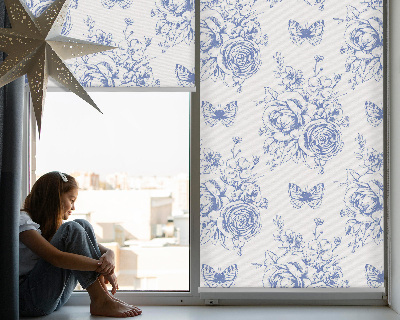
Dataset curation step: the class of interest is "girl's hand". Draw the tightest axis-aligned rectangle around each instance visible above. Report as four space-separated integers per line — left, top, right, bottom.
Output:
96 250 115 275
104 273 119 295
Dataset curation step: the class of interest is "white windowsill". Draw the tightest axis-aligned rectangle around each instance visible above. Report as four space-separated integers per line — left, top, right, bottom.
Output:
20 305 400 320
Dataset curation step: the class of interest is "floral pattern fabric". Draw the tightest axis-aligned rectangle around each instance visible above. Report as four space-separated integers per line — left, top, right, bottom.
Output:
200 0 384 288
25 0 195 88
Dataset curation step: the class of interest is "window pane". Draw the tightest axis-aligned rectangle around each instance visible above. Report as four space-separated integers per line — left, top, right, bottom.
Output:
34 91 189 291
200 0 384 288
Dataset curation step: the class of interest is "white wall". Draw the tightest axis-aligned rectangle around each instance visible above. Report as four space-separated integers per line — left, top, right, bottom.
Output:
390 0 400 313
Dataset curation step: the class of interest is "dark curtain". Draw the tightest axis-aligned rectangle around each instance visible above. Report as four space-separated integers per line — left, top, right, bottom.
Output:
0 0 25 318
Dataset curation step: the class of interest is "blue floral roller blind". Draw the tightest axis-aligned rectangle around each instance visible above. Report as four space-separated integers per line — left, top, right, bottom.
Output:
25 0 195 88
200 0 384 288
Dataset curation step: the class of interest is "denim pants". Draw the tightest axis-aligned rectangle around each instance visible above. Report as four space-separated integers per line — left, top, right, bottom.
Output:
19 219 101 317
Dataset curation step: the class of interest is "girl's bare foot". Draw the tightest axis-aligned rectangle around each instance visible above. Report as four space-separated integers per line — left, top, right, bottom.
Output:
90 294 140 318
98 276 142 315
87 278 141 317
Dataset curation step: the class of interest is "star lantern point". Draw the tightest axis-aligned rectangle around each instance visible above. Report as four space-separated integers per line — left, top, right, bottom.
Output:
0 0 115 134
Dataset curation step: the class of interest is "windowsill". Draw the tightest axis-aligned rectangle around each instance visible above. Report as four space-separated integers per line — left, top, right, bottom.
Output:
65 290 388 307
20 305 400 320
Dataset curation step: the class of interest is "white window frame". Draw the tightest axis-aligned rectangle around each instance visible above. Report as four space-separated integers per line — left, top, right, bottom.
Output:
21 0 397 307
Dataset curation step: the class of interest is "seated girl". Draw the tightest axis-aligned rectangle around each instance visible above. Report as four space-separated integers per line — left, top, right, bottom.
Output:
19 171 142 317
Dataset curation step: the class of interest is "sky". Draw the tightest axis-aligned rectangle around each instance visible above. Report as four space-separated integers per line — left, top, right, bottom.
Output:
35 91 190 177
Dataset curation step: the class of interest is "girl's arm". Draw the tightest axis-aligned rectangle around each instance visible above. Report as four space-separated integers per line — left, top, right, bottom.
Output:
20 230 102 272
97 243 115 275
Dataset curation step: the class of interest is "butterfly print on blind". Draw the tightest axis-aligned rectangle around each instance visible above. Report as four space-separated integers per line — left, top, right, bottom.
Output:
288 183 325 209
288 20 325 46
202 101 238 127
201 264 238 288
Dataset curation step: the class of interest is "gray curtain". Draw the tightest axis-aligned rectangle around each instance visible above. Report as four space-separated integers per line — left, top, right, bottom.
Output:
0 0 25 318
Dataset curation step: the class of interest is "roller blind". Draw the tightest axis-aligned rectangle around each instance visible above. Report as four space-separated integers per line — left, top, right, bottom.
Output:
25 0 195 89
200 0 384 289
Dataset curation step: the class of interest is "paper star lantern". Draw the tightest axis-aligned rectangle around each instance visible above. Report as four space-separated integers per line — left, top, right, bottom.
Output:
0 0 116 133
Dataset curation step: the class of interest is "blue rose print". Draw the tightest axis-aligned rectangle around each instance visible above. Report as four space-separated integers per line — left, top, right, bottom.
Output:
175 64 195 87
199 0 384 288
23 0 78 35
200 180 224 217
70 17 160 87
262 99 306 141
151 0 195 52
101 0 132 9
365 101 383 127
303 0 325 11
259 53 348 173
218 201 262 249
264 261 310 288
266 0 325 10
336 1 383 89
25 0 193 87
355 134 383 173
265 0 283 8
279 66 305 91
200 0 268 91
298 119 343 168
201 144 224 174
362 0 383 10
24 0 56 16
339 135 384 252
221 38 261 80
253 216 348 288
201 137 268 255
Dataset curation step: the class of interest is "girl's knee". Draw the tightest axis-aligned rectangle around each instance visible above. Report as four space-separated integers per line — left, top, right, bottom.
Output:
74 219 91 229
59 220 85 234
73 219 94 234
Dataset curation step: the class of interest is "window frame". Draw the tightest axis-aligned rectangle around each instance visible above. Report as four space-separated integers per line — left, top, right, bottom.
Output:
21 0 393 307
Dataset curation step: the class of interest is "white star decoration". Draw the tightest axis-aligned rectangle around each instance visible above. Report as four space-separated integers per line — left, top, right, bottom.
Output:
0 0 115 133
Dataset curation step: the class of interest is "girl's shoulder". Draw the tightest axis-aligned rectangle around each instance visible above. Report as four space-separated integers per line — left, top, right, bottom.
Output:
19 211 41 234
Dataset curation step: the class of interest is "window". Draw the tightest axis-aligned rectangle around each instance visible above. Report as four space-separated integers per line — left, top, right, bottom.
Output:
21 0 391 306
28 91 190 292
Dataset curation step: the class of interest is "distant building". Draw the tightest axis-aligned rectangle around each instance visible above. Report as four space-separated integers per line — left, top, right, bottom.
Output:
117 245 189 290
172 173 189 213
71 175 190 290
106 172 129 190
71 172 100 190
173 213 189 246
76 189 173 242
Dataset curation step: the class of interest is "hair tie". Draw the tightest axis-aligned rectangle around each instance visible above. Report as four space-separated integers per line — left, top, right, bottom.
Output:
58 172 68 182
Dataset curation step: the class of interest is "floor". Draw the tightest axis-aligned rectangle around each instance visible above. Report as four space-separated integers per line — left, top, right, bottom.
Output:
20 305 400 320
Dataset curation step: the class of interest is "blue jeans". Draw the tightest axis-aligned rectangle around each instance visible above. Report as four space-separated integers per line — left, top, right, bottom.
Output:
19 219 101 317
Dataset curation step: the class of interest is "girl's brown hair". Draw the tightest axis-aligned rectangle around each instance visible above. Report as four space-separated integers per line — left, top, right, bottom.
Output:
22 172 78 241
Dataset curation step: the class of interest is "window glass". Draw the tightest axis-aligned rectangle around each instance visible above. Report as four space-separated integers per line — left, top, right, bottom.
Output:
34 91 190 291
